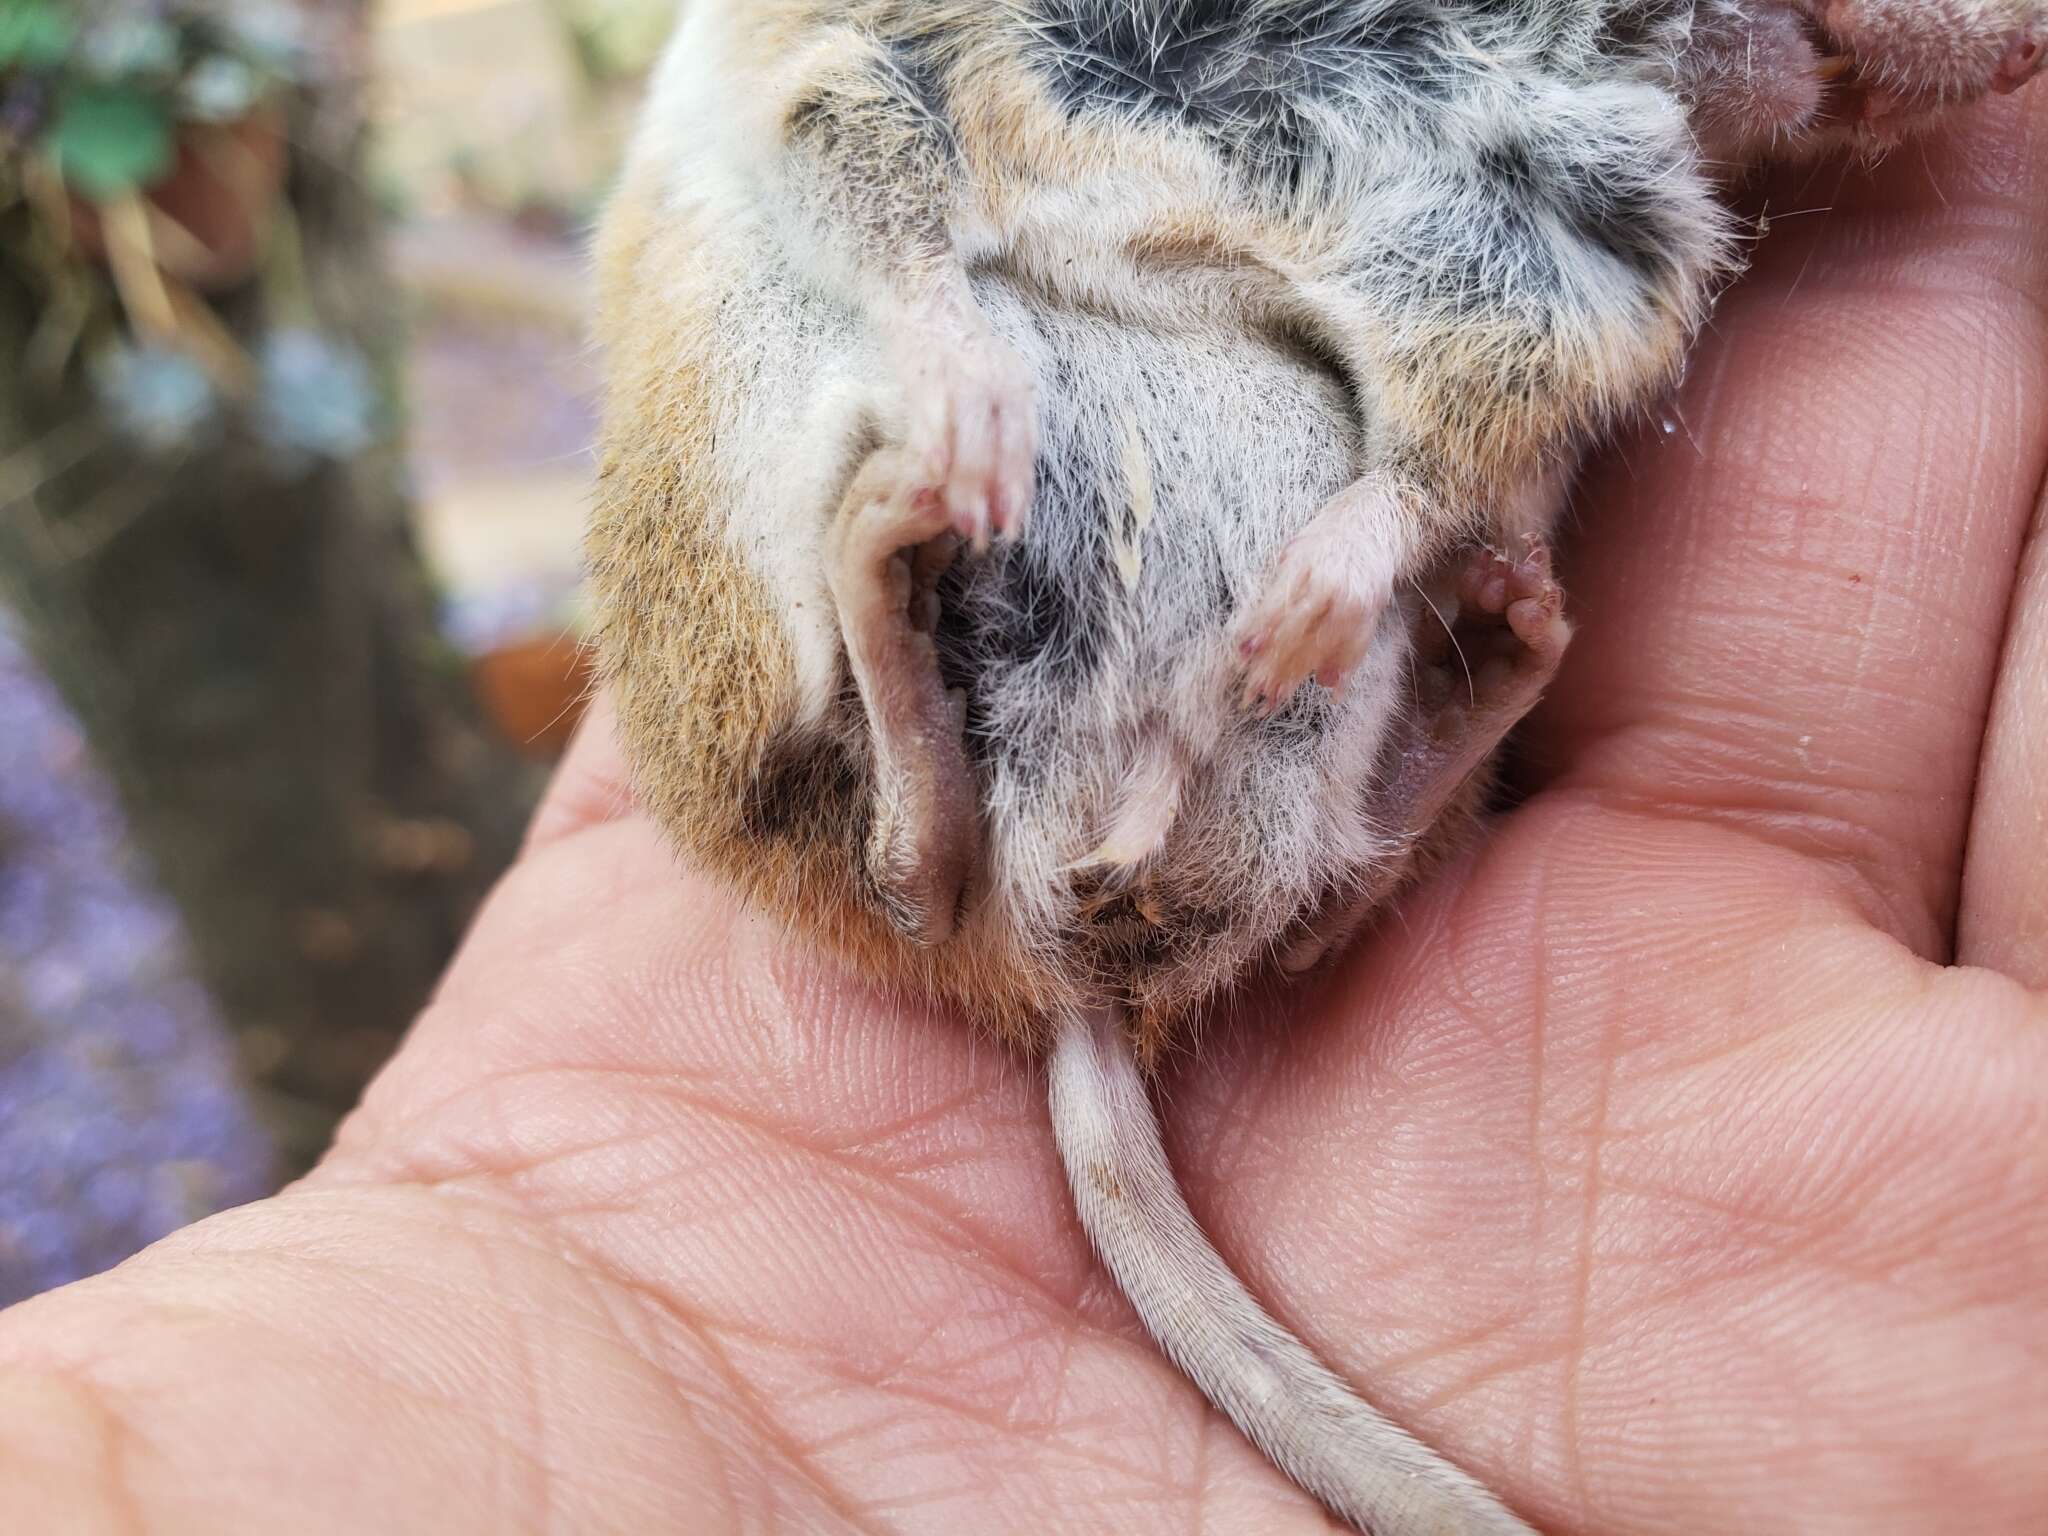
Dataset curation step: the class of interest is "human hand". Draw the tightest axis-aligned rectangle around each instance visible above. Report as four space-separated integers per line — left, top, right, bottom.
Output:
2 93 2043 1536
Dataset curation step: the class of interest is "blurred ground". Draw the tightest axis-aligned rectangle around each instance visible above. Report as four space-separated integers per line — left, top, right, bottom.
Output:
375 0 654 628
0 0 670 1301
396 216 595 602
0 626 274 1306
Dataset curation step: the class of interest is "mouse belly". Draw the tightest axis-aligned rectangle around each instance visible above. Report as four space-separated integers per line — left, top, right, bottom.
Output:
588 228 1490 1059
928 281 1417 1039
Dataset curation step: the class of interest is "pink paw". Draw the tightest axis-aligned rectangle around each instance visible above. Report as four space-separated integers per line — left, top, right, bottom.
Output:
1232 525 1391 716
1452 543 1570 682
1412 542 1571 725
896 320 1037 553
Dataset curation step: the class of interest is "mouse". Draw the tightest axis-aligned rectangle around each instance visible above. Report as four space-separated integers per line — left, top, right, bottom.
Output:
585 3 2044 1530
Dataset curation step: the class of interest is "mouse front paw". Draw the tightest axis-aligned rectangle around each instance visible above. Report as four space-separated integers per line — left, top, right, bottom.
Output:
1230 483 1402 717
892 315 1038 552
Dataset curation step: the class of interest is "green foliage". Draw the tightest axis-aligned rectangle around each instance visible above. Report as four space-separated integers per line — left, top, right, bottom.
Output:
3 0 307 200
2 4 389 467
48 84 173 198
0 1 74 72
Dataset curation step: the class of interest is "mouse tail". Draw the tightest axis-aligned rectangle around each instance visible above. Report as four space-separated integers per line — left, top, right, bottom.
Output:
1047 1007 1536 1536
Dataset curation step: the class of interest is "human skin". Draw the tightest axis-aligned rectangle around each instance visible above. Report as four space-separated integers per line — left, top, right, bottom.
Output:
2 92 2044 1536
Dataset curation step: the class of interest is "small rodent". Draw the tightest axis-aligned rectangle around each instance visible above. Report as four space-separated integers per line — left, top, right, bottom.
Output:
587 4 2044 1530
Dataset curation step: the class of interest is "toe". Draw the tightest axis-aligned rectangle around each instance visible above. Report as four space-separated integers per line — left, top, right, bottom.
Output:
1505 594 1572 666
1253 602 1329 710
950 494 990 548
1460 557 1512 616
1457 551 1513 613
945 414 997 538
1506 551 1558 610
994 424 1035 539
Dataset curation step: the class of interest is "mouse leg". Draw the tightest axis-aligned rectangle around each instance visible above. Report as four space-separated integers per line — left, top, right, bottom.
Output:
756 25 1036 545
1237 63 1720 716
824 450 979 944
1280 540 1570 974
1802 0 2047 115
1231 473 1418 716
1390 540 1572 836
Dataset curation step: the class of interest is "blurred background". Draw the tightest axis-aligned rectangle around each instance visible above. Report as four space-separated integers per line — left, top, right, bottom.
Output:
0 0 677 1306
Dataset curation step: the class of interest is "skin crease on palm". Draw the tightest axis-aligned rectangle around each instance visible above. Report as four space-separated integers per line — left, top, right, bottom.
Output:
3 95 2047 1536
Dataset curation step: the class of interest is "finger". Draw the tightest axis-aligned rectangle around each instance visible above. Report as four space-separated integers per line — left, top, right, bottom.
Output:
1256 590 1320 677
1958 484 2048 983
1530 92 2048 953
1235 554 1305 656
1314 606 1375 692
521 689 636 853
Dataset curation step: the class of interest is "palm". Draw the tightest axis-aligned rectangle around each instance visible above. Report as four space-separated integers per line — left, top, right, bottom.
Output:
5 98 2043 1536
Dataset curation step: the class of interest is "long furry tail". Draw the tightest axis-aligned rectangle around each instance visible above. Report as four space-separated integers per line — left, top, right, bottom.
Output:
1048 1007 1536 1535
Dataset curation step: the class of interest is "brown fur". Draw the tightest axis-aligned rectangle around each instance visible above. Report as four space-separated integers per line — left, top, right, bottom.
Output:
586 0 1713 1061
588 160 1057 1047
588 232 1511 1061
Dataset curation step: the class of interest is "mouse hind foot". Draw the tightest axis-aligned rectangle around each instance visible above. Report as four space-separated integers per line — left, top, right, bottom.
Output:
1230 474 1413 717
1281 540 1570 975
825 449 980 944
1400 539 1573 827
